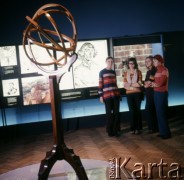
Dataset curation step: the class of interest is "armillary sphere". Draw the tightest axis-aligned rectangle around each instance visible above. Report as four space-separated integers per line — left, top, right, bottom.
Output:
23 3 77 74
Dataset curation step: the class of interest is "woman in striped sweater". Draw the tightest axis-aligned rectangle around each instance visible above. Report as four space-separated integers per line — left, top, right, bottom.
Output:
98 56 121 137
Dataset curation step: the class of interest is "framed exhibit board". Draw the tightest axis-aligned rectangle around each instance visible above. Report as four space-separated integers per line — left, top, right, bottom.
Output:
0 46 17 67
112 35 163 88
73 39 108 89
18 43 54 74
1 79 21 107
21 76 50 105
56 39 109 90
2 79 20 97
0 46 19 77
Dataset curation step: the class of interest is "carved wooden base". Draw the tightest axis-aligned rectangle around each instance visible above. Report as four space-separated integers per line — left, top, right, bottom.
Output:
38 76 88 180
38 144 88 180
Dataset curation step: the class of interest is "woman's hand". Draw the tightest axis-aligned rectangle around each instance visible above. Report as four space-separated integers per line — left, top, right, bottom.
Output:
100 97 104 103
144 81 152 88
124 82 131 88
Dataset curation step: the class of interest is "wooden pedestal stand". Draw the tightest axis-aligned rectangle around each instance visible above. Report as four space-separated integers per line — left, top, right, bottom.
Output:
38 75 88 180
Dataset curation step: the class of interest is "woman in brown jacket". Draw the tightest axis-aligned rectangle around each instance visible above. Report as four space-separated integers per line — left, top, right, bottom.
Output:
123 57 143 134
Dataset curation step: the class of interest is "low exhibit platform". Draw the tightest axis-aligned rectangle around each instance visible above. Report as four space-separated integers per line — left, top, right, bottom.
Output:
0 159 109 179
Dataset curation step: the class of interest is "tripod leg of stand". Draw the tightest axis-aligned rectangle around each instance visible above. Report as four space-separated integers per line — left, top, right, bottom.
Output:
63 146 88 180
38 145 58 180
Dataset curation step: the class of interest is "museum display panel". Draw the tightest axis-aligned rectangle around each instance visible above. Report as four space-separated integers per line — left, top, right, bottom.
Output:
0 36 163 108
0 39 109 110
112 35 163 88
1 33 183 126
21 76 50 105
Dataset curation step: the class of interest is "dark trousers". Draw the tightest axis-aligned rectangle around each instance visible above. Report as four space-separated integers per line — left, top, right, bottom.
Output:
104 98 120 135
145 91 158 131
154 91 171 136
127 93 142 131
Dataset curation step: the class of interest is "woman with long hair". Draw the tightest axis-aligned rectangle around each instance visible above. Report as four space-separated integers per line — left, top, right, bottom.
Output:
123 57 143 134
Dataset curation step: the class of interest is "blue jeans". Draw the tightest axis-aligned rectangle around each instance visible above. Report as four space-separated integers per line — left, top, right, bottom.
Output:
154 91 171 136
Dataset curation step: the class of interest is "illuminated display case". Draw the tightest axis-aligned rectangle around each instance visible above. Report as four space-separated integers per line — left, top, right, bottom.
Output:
112 35 163 88
0 39 109 107
0 35 164 107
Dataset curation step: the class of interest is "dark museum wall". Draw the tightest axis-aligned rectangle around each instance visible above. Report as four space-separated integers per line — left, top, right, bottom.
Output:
1 0 184 134
1 0 184 44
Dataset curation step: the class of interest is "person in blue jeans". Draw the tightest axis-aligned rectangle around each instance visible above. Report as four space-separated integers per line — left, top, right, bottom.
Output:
151 55 171 139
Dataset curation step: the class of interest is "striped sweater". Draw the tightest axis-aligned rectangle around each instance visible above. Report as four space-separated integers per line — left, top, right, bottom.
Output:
98 68 120 100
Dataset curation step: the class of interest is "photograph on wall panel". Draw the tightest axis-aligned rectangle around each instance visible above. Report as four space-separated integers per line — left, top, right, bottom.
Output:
21 76 50 105
113 41 163 88
0 45 19 77
56 39 108 90
2 78 20 97
18 43 54 74
2 78 20 106
0 46 17 67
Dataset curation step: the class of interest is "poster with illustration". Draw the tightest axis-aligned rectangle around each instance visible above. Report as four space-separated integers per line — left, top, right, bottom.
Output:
21 76 50 105
73 39 108 89
2 79 20 97
19 44 54 74
0 46 17 67
56 39 108 89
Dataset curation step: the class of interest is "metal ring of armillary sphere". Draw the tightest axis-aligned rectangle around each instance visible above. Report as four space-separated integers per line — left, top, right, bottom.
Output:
23 3 77 74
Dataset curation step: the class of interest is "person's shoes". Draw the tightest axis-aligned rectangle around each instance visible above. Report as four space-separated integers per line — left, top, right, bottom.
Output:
153 129 159 133
161 135 171 139
108 133 114 137
135 130 141 135
147 130 154 134
115 131 122 137
157 134 171 139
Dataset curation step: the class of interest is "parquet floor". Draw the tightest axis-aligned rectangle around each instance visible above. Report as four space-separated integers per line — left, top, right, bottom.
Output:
0 116 184 179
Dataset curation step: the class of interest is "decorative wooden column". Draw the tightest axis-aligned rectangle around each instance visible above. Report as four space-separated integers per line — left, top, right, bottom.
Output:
38 75 88 180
